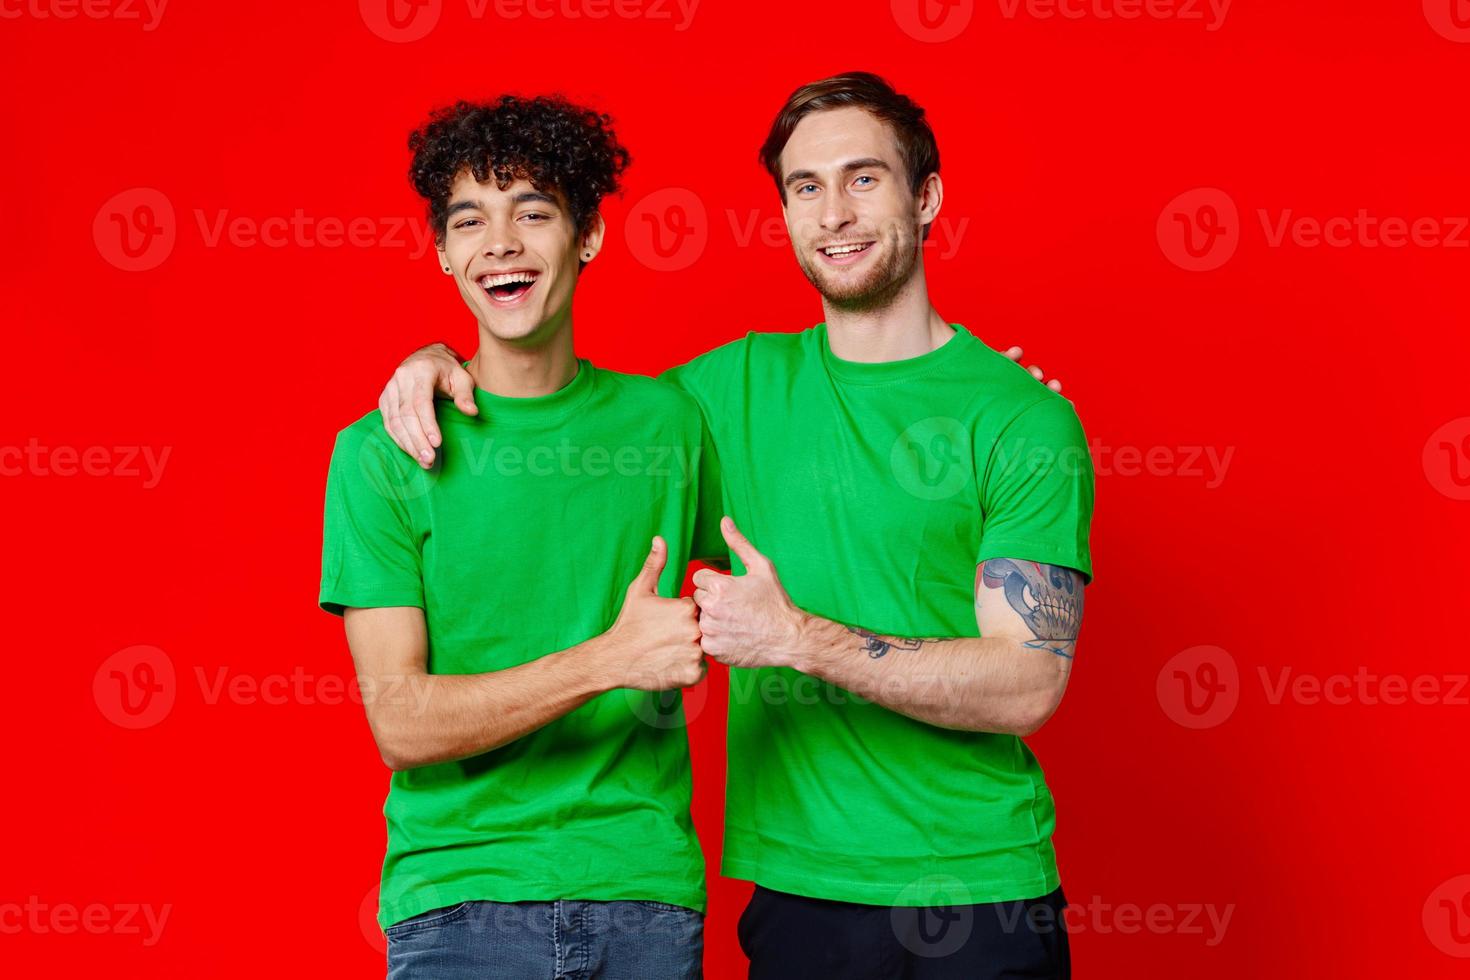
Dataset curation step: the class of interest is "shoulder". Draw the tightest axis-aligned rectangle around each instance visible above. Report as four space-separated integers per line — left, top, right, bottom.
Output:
597 368 707 444
664 328 810 378
328 410 421 487
332 410 393 453
600 367 701 414
945 331 1085 435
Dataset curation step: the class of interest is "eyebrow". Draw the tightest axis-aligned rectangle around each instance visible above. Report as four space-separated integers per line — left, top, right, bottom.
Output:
445 190 560 216
783 157 893 189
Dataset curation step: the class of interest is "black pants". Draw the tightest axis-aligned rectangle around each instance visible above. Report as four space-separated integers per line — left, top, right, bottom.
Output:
738 884 1070 980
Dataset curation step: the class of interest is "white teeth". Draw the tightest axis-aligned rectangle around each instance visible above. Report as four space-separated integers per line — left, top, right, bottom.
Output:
822 243 870 256
478 272 538 288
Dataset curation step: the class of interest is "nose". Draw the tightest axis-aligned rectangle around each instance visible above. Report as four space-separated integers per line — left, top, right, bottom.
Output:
819 189 857 235
480 216 523 261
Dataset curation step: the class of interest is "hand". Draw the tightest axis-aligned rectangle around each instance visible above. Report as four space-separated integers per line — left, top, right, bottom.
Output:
691 518 806 670
379 343 479 468
601 536 706 691
1002 346 1063 394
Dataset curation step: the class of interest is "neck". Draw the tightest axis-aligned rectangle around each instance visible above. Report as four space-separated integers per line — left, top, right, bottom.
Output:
822 263 952 363
468 321 579 398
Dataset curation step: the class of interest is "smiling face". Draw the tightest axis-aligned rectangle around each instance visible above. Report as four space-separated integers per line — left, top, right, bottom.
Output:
436 168 602 344
778 107 937 311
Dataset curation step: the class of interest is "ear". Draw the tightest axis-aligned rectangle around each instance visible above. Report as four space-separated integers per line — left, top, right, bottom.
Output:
917 171 943 232
579 212 607 264
436 245 452 275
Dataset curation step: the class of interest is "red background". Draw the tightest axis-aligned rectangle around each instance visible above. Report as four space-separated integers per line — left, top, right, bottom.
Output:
4 0 1469 976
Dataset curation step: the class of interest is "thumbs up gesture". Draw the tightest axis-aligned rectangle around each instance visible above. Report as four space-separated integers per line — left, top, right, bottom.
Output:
691 517 808 670
602 536 706 691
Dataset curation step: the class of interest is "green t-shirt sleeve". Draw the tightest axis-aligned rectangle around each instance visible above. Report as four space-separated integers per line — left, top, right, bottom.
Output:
319 424 425 616
976 395 1095 583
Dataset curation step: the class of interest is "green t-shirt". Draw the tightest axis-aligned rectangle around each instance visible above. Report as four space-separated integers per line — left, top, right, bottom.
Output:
320 360 711 928
662 323 1094 907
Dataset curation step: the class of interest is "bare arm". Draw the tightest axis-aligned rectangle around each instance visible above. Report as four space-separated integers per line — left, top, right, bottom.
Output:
693 518 1083 737
793 559 1082 735
344 537 704 770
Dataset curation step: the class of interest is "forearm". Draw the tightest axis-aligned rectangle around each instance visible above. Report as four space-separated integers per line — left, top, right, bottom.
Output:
369 635 615 770
792 615 1066 735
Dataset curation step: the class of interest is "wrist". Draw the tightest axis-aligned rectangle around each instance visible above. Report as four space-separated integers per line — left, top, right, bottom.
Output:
788 611 837 676
573 632 628 696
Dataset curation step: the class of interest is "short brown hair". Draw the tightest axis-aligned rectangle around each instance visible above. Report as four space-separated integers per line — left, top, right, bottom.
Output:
758 72 940 202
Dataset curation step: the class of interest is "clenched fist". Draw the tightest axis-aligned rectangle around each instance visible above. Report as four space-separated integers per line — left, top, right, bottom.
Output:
601 536 706 691
692 518 808 670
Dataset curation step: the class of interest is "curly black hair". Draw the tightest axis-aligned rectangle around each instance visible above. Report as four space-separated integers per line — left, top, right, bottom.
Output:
408 95 631 247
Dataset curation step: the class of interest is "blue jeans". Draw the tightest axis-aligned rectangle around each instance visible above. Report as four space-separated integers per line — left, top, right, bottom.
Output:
384 899 703 979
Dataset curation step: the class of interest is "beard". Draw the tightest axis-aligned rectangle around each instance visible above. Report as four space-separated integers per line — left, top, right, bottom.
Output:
794 223 921 313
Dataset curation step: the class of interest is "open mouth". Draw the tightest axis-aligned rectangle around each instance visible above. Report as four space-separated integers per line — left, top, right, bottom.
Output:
478 270 540 306
818 241 875 266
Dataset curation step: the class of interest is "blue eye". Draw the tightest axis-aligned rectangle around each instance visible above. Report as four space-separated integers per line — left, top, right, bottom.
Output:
854 176 874 186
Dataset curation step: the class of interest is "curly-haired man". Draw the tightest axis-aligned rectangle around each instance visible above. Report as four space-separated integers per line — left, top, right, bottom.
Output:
319 96 713 979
